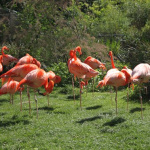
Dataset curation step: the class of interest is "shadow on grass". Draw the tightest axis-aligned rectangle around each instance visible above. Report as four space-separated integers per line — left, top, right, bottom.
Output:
0 99 9 105
103 117 126 126
76 115 103 124
86 105 102 110
38 106 54 111
0 115 30 127
130 107 145 113
66 94 80 100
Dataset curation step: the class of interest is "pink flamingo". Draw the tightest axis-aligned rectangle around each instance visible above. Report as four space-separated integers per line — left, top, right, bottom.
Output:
68 46 82 101
15 53 41 67
68 47 99 109
1 46 18 66
0 78 24 110
97 51 131 115
17 68 55 118
84 56 106 94
131 63 150 119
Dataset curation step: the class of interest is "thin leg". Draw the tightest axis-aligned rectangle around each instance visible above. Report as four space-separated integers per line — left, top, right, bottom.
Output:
92 77 94 96
34 89 38 119
79 79 82 110
10 94 11 104
27 86 31 115
110 87 113 105
139 87 143 119
47 94 49 107
127 84 129 111
72 75 75 103
12 94 14 104
115 87 118 115
20 91 22 111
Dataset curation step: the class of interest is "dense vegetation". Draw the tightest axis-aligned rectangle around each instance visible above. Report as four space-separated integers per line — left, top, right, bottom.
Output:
0 0 150 69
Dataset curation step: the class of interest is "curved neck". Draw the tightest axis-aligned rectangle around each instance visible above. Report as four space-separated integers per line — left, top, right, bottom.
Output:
109 51 115 68
1 47 5 56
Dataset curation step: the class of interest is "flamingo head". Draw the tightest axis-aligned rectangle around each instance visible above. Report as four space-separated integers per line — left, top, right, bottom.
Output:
80 81 85 89
109 51 113 56
54 75 61 84
99 63 106 70
121 69 131 83
69 50 74 58
2 46 9 51
75 46 82 55
33 58 41 68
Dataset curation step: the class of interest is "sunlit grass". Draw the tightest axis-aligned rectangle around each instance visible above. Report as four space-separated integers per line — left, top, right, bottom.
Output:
0 86 150 149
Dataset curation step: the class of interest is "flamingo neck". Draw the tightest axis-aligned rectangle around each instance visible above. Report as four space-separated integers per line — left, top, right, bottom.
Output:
109 52 115 68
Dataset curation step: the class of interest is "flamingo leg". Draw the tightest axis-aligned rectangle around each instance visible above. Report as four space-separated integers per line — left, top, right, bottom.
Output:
20 91 22 111
127 84 129 111
34 89 38 119
12 94 14 104
27 85 31 115
72 74 75 103
79 79 82 110
10 94 11 104
115 87 118 115
92 77 94 96
139 87 143 119
47 94 50 107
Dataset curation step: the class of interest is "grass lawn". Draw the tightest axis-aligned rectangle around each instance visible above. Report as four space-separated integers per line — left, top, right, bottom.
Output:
0 85 150 150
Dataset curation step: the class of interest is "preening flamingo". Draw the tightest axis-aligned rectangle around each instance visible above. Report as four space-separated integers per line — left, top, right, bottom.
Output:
131 63 150 119
1 46 18 66
15 53 41 68
17 68 55 118
0 64 39 114
0 79 24 109
84 56 106 94
68 47 99 109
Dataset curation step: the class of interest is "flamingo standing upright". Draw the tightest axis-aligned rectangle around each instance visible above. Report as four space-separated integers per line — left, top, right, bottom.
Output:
97 68 131 115
84 56 106 94
97 51 131 115
68 47 99 109
17 68 55 118
68 46 82 101
130 63 150 119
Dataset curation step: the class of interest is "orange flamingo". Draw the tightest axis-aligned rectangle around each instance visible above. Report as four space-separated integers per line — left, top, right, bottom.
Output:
97 67 131 115
1 46 18 66
15 53 41 67
68 47 99 109
0 79 24 109
84 56 106 94
131 63 150 119
97 51 131 115
17 68 55 118
68 46 82 101
0 64 39 114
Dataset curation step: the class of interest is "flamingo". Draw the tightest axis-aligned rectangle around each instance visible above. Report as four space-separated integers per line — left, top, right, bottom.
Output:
0 64 39 114
1 46 18 66
68 47 99 109
130 63 150 119
84 56 106 94
17 68 55 118
68 46 82 101
0 78 24 110
15 53 41 67
97 67 131 115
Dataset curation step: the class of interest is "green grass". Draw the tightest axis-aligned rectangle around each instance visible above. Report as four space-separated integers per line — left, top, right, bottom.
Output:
0 86 150 150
